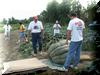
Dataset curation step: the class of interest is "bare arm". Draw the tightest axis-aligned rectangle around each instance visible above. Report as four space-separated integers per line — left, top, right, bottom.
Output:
41 22 44 38
27 30 31 39
41 27 44 39
27 22 31 37
66 30 71 45
28 30 31 37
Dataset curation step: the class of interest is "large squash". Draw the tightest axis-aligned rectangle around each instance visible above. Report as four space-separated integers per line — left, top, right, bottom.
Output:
47 40 69 65
47 40 93 65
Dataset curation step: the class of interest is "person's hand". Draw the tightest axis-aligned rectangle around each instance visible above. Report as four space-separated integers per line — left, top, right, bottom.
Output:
41 33 44 39
25 38 29 43
42 35 44 39
66 40 68 45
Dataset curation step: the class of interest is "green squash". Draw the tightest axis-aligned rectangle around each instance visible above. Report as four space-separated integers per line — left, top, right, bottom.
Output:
47 40 69 65
47 40 93 65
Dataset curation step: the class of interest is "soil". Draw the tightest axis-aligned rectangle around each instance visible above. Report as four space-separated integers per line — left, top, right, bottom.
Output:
0 31 94 75
0 31 23 69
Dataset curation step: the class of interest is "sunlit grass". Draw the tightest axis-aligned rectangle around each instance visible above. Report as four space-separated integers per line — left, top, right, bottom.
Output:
0 24 4 33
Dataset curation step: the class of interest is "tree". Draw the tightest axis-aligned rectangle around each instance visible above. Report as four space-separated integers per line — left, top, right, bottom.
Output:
2 18 7 24
46 0 59 23
8 17 19 24
85 0 97 24
40 10 48 23
58 0 72 25
70 0 82 18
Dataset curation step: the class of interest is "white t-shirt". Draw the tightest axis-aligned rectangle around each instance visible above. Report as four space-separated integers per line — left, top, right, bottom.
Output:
67 18 85 42
3 24 12 32
53 24 61 34
28 21 43 33
3 24 12 36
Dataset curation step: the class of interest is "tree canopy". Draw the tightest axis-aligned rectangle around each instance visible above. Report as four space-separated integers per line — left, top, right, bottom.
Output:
2 0 98 26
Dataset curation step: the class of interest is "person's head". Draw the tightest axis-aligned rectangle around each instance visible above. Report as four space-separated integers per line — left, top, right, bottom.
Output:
70 13 77 19
19 22 23 25
33 16 38 23
56 20 58 24
7 22 9 26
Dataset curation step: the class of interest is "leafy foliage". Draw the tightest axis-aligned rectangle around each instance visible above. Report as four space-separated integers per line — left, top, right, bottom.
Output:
2 0 84 26
18 23 95 58
77 59 100 75
0 24 4 32
18 38 33 58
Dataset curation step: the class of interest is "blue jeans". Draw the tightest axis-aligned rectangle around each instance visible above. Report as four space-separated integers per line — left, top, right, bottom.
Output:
64 41 82 68
32 33 42 54
19 32 25 41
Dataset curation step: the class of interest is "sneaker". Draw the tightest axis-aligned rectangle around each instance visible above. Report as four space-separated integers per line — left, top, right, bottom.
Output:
62 67 68 71
74 66 78 70
33 54 37 56
57 67 68 71
70 65 74 68
70 65 78 70
31 52 37 56
40 51 43 55
63 67 68 71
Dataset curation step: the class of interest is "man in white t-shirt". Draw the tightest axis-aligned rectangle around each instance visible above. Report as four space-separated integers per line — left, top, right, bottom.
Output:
53 20 61 37
28 16 44 56
63 13 85 71
3 23 12 40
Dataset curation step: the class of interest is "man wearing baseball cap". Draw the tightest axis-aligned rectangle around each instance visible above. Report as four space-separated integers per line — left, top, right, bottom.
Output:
28 16 44 56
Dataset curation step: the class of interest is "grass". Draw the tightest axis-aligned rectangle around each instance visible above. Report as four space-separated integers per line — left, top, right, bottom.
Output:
1 23 93 51
9 23 94 59
0 23 4 33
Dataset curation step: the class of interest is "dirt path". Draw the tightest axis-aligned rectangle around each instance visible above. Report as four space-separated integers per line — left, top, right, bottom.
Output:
0 31 22 69
0 31 93 73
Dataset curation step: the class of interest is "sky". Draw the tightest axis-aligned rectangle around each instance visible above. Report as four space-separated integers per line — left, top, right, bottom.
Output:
0 0 99 21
